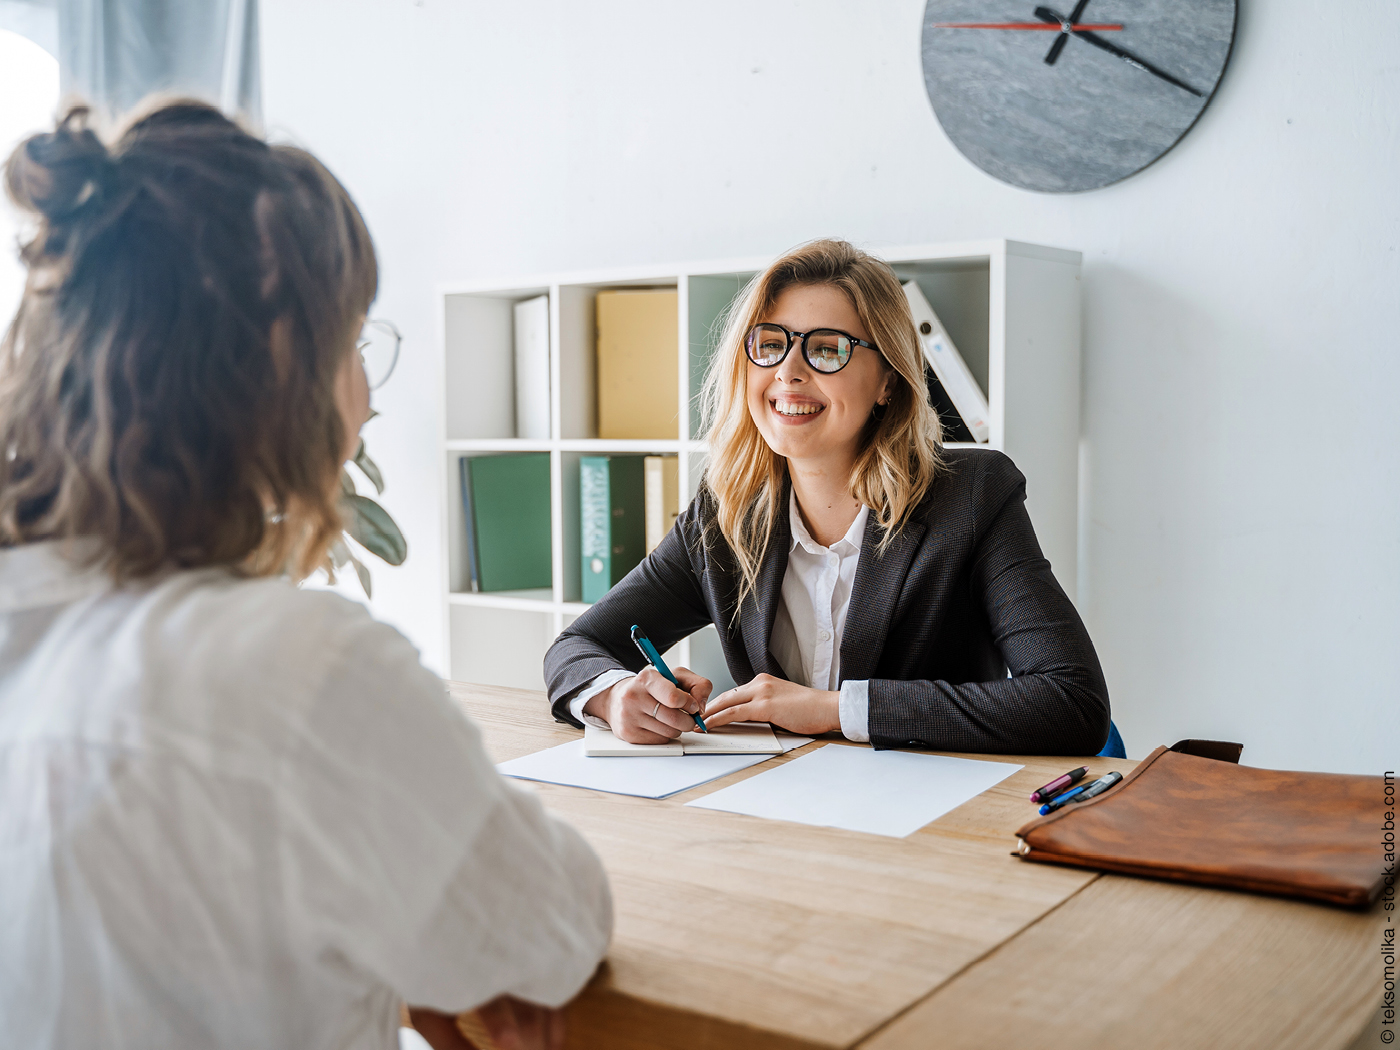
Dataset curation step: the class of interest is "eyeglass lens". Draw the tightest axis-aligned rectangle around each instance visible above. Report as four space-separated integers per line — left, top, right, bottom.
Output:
803 330 852 372
746 324 791 366
358 319 402 390
745 324 853 373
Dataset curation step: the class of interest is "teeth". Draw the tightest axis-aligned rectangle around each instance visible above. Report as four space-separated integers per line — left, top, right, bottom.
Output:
774 401 822 416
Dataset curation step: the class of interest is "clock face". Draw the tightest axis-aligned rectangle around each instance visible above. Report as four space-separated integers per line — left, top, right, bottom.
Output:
921 0 1236 192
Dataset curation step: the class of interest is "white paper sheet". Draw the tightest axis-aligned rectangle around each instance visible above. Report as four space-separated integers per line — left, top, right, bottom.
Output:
498 730 812 800
685 743 1022 837
583 721 783 757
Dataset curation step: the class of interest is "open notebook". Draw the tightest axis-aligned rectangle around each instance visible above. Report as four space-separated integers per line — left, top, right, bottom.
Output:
584 721 784 757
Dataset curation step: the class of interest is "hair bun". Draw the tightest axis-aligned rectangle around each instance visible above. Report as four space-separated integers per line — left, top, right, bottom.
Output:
4 105 119 224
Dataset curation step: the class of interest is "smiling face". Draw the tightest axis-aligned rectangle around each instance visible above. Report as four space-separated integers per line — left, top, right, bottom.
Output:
745 283 893 473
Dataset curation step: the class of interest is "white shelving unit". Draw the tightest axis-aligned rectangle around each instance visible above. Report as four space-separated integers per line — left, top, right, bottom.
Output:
436 239 1082 692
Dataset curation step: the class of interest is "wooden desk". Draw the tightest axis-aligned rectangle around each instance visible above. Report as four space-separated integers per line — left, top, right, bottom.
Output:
450 682 1384 1050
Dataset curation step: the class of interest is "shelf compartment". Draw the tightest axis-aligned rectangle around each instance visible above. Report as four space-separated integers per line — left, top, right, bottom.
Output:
557 278 681 441
443 287 549 441
448 604 552 692
446 450 553 597
561 449 656 605
687 272 757 438
890 260 991 402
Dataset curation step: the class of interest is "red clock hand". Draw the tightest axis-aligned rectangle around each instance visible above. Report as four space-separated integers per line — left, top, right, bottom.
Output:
932 22 1122 30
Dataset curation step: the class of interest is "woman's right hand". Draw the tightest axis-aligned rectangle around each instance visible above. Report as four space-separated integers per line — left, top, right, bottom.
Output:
584 666 712 744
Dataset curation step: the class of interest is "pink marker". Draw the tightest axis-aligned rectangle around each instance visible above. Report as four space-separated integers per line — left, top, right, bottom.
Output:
1029 766 1088 804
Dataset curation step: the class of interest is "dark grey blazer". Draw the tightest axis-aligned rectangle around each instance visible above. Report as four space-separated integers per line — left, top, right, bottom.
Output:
544 449 1111 755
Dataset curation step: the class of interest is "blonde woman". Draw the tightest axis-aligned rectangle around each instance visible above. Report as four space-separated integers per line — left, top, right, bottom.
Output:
545 239 1110 754
0 103 609 1050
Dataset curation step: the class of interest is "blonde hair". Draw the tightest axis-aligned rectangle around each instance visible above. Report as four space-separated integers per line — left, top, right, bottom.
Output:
698 239 944 612
0 100 377 581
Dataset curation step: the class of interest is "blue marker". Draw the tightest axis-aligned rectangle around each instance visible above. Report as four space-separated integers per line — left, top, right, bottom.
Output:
630 625 707 733
1038 784 1088 816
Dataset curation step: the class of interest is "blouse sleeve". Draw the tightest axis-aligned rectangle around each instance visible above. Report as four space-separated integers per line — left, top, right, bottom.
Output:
278 611 612 1011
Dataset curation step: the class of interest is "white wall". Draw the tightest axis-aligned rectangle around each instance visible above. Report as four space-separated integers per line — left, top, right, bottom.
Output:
0 29 59 325
259 0 1398 775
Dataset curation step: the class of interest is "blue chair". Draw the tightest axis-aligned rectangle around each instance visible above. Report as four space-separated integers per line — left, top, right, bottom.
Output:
1098 720 1126 759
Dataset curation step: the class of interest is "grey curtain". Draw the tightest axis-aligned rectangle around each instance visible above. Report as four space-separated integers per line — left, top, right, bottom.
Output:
57 0 260 123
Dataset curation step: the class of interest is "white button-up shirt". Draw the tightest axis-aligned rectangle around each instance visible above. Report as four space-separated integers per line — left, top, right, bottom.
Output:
769 491 871 741
571 491 872 742
0 541 611 1050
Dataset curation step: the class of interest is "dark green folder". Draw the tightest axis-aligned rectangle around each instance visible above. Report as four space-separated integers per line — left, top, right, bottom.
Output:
580 455 646 603
467 453 552 592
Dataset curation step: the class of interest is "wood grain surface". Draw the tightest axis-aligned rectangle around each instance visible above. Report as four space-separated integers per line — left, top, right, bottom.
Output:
857 874 1386 1050
448 682 1384 1049
451 683 1126 1047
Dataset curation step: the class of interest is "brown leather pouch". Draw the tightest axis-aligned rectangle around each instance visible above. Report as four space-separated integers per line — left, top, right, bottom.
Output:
1014 743 1389 908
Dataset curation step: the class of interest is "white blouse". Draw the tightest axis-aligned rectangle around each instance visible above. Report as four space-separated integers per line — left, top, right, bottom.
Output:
0 542 611 1050
571 492 872 741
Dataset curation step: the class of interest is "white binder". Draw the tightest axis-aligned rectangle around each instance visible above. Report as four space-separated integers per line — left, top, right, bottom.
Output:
513 294 551 440
902 281 990 444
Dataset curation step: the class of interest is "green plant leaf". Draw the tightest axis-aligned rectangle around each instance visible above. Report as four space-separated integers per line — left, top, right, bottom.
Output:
339 469 356 497
329 537 352 568
350 552 372 598
353 441 385 495
343 493 407 566
328 536 372 596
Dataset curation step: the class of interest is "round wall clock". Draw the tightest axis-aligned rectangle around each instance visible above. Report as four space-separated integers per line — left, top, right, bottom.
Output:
921 0 1236 192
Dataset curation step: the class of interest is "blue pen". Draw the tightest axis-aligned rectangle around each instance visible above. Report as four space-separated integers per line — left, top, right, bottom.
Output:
1038 784 1088 815
630 625 707 732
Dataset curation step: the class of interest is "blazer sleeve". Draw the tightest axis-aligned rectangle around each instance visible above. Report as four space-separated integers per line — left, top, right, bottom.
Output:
866 454 1111 755
543 496 716 726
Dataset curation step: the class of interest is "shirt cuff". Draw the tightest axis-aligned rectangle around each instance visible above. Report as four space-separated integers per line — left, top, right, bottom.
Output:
568 668 635 729
838 680 870 743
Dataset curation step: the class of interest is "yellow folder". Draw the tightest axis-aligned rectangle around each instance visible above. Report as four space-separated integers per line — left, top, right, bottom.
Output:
596 289 678 439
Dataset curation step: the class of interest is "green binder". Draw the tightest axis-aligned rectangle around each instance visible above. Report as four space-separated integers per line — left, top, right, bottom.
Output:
467 453 552 592
580 455 646 603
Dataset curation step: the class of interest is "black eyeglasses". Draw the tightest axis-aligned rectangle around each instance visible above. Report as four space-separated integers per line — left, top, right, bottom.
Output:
743 323 878 374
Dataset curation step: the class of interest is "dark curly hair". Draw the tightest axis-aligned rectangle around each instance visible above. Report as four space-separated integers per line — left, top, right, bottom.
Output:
0 99 377 580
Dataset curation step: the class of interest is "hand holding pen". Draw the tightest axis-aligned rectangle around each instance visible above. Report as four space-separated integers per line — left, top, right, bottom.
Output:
579 626 711 744
631 626 708 734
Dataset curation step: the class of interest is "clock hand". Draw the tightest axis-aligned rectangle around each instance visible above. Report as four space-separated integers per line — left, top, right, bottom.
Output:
1044 0 1091 66
932 22 1121 30
1033 7 1205 96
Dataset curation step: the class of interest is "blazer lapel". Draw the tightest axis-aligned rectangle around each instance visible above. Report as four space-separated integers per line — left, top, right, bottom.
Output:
840 512 925 682
739 495 791 678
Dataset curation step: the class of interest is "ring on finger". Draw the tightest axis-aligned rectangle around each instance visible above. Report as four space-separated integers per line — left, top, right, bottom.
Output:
652 700 661 718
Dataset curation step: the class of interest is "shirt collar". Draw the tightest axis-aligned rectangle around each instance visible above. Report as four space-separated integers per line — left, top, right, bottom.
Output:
0 539 112 613
788 489 869 556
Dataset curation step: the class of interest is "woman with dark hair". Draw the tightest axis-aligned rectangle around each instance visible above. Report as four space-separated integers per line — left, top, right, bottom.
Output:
0 102 609 1050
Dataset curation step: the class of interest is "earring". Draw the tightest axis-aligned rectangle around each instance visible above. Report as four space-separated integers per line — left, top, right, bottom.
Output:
871 400 888 421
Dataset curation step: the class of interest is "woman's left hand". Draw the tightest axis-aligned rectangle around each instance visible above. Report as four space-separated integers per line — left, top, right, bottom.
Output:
701 673 841 736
